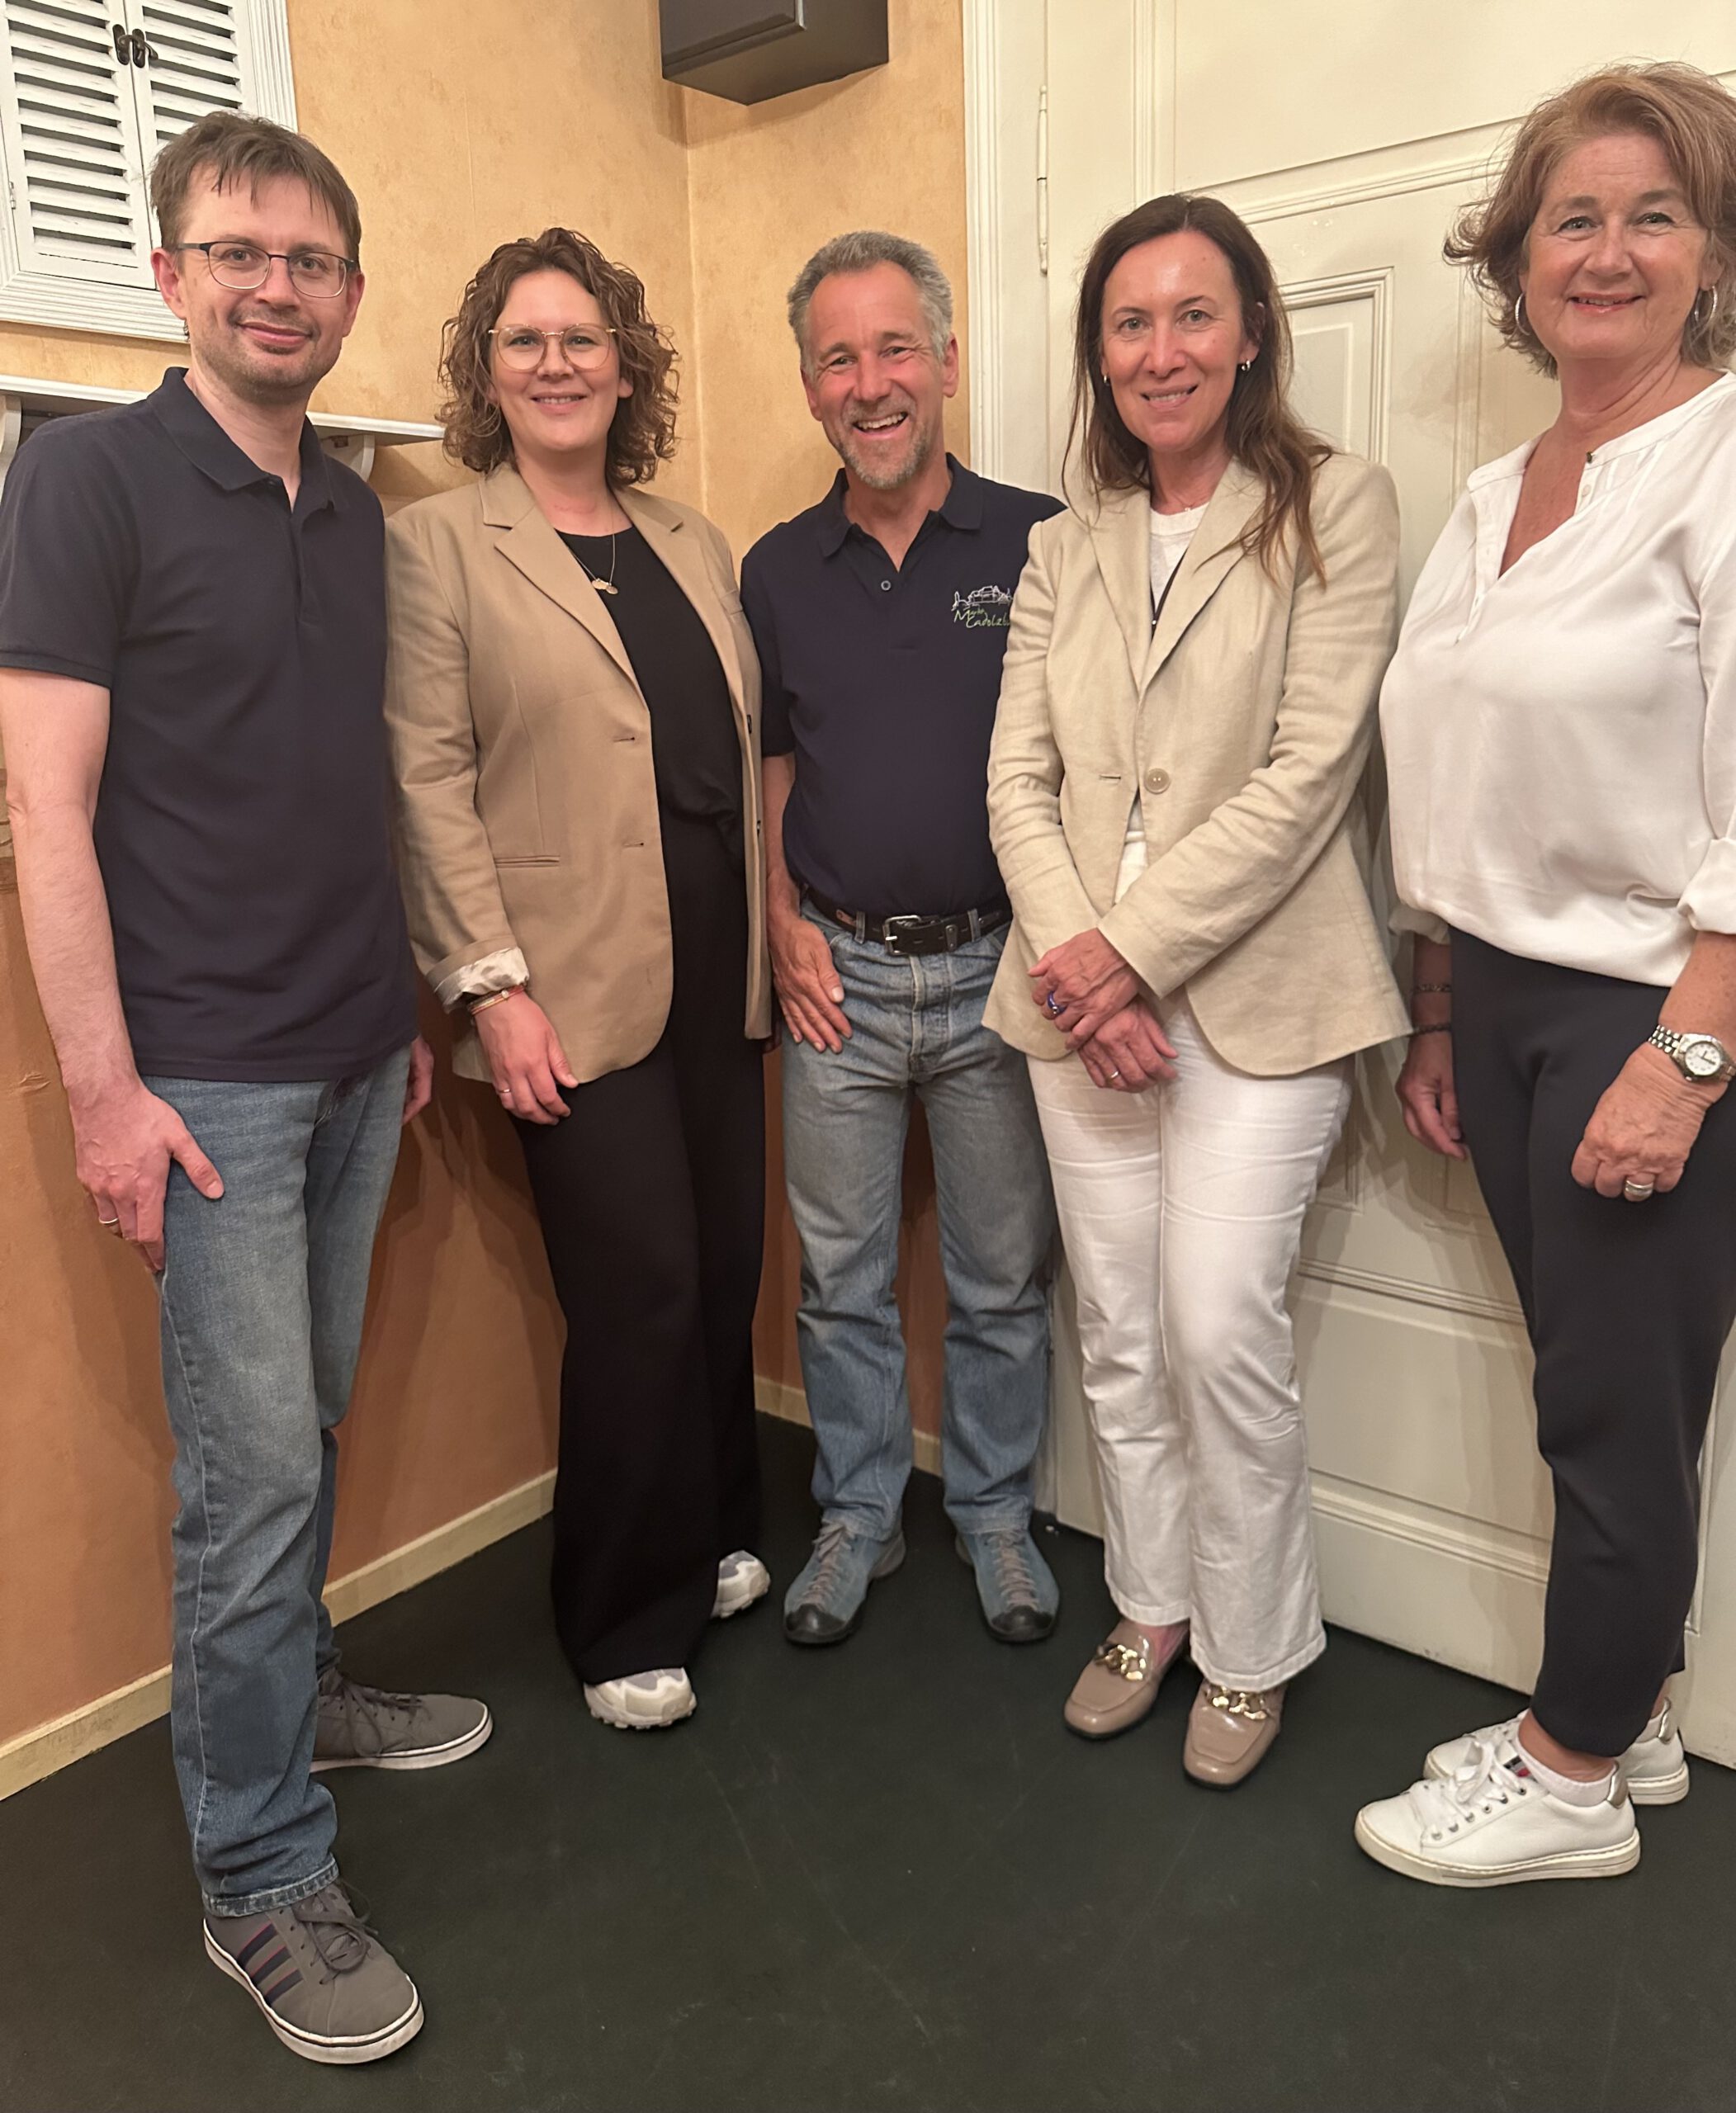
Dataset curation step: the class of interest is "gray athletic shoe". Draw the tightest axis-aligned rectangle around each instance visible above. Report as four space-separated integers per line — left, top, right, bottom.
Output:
204 1883 423 2065
311 1667 492 1773
783 1518 906 1645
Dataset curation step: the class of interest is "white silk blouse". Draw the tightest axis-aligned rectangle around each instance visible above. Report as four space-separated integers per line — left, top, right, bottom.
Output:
1380 371 1736 989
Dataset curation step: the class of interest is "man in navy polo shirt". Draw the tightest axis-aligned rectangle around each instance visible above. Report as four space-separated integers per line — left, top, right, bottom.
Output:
0 115 487 2064
742 231 1062 1650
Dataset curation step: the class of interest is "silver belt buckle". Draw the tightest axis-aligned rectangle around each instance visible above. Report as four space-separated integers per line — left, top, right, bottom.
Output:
879 915 927 954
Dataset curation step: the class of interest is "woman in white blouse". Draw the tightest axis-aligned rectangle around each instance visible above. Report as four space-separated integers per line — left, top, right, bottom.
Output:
986 196 1404 1786
1363 61 1736 1888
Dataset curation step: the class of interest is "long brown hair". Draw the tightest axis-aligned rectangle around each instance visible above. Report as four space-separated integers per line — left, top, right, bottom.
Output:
1070 194 1329 581
438 227 679 483
1445 62 1736 376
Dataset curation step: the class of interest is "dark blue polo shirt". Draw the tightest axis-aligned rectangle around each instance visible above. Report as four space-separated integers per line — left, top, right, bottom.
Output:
742 456 1061 915
0 368 416 1080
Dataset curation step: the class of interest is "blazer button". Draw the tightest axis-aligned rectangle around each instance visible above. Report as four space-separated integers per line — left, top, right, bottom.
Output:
1144 767 1171 793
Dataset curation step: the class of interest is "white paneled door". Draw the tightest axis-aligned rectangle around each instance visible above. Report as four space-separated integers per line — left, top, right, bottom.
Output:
965 0 1736 1761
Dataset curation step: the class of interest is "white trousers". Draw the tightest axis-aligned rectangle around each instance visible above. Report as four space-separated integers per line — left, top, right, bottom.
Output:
1028 998 1350 1690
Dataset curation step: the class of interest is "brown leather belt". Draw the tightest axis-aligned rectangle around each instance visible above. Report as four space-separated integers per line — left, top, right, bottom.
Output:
803 886 1010 957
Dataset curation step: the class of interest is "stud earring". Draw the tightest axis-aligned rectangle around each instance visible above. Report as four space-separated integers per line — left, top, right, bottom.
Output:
1237 359 1253 373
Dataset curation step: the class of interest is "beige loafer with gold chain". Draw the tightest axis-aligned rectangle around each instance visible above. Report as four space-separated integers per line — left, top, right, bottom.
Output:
1063 1619 1188 1739
1182 1680 1285 1786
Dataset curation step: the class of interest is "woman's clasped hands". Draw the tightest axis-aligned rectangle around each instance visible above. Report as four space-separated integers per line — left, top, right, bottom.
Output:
1030 928 1176 1092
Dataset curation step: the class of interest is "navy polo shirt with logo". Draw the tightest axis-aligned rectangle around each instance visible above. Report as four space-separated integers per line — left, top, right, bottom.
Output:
741 456 1062 916
0 367 416 1080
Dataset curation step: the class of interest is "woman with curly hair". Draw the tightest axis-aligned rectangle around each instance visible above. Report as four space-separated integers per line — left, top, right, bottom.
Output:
1361 61 1736 1885
385 229 771 1732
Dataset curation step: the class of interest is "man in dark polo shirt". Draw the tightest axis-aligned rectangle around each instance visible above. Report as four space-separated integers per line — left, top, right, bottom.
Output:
742 230 1062 1650
0 115 486 2066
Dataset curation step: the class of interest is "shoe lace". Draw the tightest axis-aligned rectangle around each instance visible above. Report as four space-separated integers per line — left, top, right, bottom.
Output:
291 1883 376 1978
807 1519 856 1597
320 1673 422 1756
982 1531 1038 1606
1405 1735 1526 1840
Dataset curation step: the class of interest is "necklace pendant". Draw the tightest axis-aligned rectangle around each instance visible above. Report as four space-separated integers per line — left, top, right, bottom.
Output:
592 579 619 596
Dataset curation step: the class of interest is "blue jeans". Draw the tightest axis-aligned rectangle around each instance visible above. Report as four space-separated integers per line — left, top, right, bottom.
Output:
781 909 1053 1538
145 1048 409 1917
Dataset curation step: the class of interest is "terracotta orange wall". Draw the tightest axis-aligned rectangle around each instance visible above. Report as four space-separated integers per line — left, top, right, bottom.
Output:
1 0 969 1758
679 0 971 1437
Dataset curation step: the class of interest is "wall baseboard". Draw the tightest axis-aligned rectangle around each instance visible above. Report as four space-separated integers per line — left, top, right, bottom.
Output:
0 1469 557 1804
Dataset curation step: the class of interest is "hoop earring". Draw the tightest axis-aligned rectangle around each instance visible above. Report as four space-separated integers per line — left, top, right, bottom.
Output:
1695 286 1720 326
1515 291 1529 337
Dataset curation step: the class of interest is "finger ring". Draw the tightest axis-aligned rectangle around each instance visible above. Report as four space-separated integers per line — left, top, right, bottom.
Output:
97 1216 121 1228
1044 994 1062 1016
1623 1179 1656 1200
1107 1068 1122 1080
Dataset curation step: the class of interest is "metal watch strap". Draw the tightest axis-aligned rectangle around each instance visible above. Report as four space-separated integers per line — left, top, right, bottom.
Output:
1648 1023 1736 1082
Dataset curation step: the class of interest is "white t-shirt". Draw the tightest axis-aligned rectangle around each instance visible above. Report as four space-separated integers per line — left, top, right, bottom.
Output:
1114 503 1209 903
1380 372 1736 986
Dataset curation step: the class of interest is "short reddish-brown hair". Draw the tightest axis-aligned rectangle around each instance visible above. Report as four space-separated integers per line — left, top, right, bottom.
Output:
1447 61 1736 373
438 228 679 484
150 111 362 261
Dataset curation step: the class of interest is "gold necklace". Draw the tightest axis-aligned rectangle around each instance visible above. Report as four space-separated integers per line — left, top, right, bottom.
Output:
573 532 618 597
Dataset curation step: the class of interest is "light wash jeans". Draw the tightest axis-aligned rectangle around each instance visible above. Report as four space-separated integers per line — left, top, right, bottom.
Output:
145 1047 409 1917
781 907 1053 1539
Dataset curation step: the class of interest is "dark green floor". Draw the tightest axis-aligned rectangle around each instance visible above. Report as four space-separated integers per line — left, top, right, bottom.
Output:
6 1416 1735 2112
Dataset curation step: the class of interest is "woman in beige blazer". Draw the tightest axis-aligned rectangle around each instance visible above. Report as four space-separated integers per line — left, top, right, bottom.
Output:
986 195 1406 1785
386 229 772 1734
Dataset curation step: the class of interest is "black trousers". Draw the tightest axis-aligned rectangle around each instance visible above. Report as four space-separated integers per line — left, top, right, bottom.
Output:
517 812 764 1685
1452 930 1736 1756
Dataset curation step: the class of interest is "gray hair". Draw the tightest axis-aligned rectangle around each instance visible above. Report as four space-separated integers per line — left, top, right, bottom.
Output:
786 229 954 374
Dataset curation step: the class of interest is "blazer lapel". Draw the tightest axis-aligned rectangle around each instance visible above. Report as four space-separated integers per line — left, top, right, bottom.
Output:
1142 462 1263 690
1085 485 1157 696
620 488 752 743
483 462 638 688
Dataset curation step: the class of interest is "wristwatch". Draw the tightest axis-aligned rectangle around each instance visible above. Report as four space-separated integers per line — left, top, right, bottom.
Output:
1648 1024 1736 1083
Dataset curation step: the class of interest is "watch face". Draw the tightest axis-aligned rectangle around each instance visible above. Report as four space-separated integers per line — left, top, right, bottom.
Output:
1684 1038 1724 1079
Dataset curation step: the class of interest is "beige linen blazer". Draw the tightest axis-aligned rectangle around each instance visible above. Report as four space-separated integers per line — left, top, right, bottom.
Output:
385 466 771 1085
986 452 1407 1075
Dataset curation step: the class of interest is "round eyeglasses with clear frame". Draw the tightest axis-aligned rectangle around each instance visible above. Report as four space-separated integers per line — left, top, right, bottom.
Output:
487 324 618 372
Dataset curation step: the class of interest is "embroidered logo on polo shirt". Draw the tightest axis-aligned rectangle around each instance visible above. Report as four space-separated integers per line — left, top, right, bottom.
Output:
952 583 1013 627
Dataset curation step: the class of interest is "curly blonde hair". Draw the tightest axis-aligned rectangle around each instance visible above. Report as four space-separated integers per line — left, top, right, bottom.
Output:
438 228 679 481
1446 62 1736 376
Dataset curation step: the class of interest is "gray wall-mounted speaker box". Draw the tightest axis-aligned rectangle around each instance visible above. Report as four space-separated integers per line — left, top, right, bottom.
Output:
660 1 888 106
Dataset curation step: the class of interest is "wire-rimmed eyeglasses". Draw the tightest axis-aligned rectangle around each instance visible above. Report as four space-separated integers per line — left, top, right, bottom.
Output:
177 241 357 299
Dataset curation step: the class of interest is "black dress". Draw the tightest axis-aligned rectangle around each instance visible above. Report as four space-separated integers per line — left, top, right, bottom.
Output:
513 524 764 1685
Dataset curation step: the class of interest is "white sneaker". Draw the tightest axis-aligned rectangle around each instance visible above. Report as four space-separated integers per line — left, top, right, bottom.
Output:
1355 1727 1640 1888
712 1550 771 1620
1425 1701 1690 1808
582 1668 695 1731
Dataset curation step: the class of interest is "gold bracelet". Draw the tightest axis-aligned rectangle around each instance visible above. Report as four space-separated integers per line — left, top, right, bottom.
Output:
1409 1021 1451 1038
468 987 523 1015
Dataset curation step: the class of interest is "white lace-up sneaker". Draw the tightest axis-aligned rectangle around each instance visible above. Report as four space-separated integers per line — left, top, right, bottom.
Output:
1425 1702 1689 1807
712 1550 771 1619
1355 1727 1640 1888
582 1668 695 1731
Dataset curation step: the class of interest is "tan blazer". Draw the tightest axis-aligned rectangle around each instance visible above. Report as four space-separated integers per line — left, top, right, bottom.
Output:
986 452 1407 1075
385 466 771 1085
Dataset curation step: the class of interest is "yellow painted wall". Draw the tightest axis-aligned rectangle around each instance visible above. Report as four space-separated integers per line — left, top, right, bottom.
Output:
1 0 968 1761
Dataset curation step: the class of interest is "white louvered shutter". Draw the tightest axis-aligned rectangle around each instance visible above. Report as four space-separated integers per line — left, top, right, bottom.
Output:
0 0 152 285
0 0 294 337
125 0 245 161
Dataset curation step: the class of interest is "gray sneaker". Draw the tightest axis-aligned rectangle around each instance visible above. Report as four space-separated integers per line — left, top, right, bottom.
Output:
205 1882 423 2064
311 1667 492 1773
955 1526 1060 1643
783 1518 906 1646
